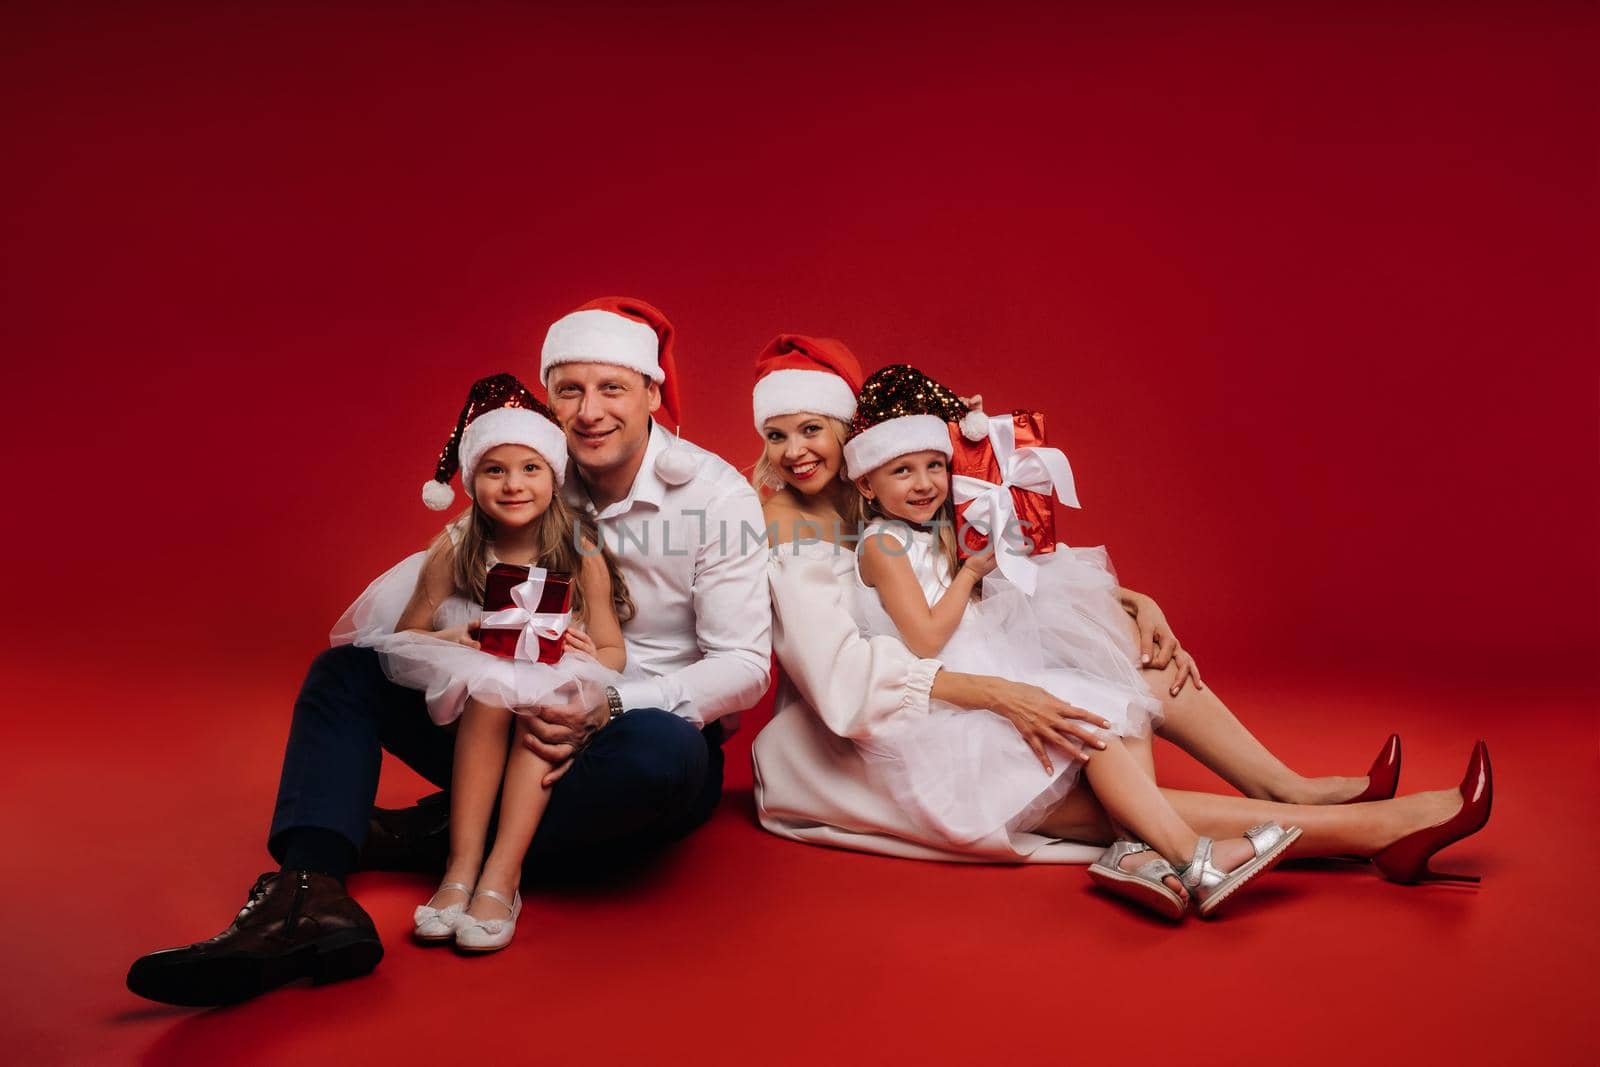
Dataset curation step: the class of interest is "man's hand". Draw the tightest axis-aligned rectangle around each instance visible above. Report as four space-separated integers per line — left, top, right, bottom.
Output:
516 694 610 786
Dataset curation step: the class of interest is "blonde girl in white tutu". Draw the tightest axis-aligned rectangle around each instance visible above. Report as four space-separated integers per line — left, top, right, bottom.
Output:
843 364 1301 919
334 374 629 950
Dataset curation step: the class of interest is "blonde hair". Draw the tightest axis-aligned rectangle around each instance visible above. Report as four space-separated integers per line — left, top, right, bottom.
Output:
452 490 635 625
751 414 866 531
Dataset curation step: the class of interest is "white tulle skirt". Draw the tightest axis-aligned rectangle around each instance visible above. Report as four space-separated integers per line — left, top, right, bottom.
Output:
331 551 620 726
857 545 1162 849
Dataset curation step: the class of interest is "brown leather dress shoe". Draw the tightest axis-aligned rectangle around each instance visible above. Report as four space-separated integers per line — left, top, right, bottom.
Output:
126 870 383 1006
358 791 451 873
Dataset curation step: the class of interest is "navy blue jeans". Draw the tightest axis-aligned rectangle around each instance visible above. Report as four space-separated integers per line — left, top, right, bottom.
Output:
269 645 723 868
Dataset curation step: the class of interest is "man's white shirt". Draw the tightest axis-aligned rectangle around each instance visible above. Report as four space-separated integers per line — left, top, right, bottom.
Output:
563 422 772 729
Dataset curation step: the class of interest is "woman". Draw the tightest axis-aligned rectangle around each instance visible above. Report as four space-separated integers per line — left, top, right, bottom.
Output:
746 334 1489 884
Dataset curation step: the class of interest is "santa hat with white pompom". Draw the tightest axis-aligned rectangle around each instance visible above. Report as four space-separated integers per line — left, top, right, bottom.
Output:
843 364 989 480
420 373 569 510
540 295 700 485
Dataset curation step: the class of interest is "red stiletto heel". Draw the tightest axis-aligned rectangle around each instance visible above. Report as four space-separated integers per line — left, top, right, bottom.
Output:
1342 733 1402 804
1371 741 1492 884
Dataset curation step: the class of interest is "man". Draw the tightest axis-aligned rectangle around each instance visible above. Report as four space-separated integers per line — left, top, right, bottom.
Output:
127 296 772 1006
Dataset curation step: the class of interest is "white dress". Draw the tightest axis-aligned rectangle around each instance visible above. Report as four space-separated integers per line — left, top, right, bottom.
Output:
848 521 1160 848
330 532 620 726
753 541 1097 863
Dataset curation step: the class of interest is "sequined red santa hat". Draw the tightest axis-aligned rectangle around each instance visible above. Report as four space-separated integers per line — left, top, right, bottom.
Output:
540 296 682 428
751 334 864 431
843 364 989 480
421 373 569 510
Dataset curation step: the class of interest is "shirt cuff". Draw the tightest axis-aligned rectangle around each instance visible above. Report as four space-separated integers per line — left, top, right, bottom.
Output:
902 658 941 716
613 679 669 715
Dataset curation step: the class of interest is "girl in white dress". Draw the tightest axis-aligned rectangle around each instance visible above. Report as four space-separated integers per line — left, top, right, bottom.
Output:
335 374 628 949
751 341 1494 900
843 363 1301 918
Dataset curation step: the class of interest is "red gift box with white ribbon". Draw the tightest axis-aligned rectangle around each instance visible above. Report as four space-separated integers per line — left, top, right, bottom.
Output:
948 410 1079 595
479 563 573 662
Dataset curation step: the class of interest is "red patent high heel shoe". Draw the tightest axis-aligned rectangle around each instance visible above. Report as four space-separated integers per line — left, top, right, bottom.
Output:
1372 741 1492 884
1342 733 1402 804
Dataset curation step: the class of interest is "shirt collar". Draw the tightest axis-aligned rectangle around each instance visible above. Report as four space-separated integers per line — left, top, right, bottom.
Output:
563 421 671 519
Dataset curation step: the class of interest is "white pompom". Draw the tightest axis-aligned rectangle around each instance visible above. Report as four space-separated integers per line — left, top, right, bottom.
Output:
653 446 699 485
959 408 990 442
421 479 455 511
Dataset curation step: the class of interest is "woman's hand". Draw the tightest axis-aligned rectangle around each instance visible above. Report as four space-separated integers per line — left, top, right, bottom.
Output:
1163 646 1204 697
984 678 1111 774
562 627 597 657
433 622 481 650
1120 589 1203 693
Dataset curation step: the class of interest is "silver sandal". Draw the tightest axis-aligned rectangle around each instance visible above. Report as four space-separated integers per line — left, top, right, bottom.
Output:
1180 822 1302 918
1087 840 1187 920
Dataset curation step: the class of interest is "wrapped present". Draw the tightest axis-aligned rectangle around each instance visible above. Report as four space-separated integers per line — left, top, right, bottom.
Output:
949 410 1079 595
479 562 573 663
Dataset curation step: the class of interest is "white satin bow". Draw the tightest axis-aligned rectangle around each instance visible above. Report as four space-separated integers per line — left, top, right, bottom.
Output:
950 416 1079 596
479 567 571 660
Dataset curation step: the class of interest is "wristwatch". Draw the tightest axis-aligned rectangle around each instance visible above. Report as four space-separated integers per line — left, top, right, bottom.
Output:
603 685 625 721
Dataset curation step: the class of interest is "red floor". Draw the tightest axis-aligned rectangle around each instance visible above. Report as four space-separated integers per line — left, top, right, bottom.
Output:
7 651 1595 1066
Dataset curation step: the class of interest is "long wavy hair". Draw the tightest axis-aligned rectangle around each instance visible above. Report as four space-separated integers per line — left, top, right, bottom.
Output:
751 414 866 533
452 490 634 625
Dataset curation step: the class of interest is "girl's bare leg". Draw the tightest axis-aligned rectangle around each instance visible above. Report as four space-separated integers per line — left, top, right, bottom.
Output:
1059 737 1265 890
1123 728 1157 781
433 698 510 910
465 710 554 922
1140 657 1367 804
1095 728 1159 840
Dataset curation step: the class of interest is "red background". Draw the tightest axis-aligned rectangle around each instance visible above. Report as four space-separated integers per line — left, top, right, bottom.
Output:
3 3 1596 1064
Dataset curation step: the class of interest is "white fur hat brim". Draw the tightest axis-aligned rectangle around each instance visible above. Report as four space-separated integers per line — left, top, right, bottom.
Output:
843 414 953 480
752 369 858 431
458 407 569 494
541 308 661 384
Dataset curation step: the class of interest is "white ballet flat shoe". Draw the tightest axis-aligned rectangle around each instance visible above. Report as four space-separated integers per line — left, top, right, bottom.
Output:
413 881 472 943
454 888 522 953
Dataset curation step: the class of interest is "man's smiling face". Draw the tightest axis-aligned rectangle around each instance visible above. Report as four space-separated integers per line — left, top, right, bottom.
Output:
545 361 660 480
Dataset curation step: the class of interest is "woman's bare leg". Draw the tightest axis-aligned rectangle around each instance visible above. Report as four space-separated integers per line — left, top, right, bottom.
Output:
1160 788 1457 857
433 698 508 910
1140 658 1367 804
465 707 554 922
1035 776 1461 859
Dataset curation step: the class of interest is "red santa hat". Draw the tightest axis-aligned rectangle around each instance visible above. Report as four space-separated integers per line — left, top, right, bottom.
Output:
751 334 864 431
421 373 569 510
540 296 682 428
